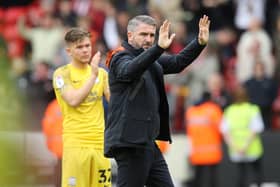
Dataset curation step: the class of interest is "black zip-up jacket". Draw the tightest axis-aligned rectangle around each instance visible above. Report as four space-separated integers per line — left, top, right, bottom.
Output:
104 39 205 157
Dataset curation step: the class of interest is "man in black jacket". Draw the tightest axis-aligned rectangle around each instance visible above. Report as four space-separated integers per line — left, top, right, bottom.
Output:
105 14 210 187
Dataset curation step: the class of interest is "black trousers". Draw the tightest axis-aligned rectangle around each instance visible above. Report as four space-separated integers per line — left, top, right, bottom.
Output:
113 143 174 187
260 106 272 130
236 158 263 187
192 164 219 187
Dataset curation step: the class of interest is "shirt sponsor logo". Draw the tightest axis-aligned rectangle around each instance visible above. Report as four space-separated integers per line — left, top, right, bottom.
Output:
95 77 99 83
68 176 76 186
72 80 80 83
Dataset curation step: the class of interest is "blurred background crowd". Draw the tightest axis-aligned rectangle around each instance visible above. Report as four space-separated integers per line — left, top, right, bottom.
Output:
1 0 280 186
1 0 280 131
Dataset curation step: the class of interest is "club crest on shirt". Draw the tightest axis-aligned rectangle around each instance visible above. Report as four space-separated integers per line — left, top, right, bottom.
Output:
55 76 64 88
95 76 99 83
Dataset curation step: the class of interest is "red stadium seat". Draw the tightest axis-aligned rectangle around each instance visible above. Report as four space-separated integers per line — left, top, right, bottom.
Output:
0 9 4 35
0 24 4 35
4 7 27 25
7 39 25 58
2 24 23 41
0 8 4 21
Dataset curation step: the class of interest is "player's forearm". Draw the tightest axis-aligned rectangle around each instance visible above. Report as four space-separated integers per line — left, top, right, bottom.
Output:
104 88 110 102
114 44 164 81
62 75 97 107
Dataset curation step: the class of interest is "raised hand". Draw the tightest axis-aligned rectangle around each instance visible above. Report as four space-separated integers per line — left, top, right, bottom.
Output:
157 20 176 49
198 15 210 45
90 51 101 77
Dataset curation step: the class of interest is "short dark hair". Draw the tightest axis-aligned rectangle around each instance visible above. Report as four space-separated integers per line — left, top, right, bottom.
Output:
232 85 248 103
127 15 157 32
64 28 91 44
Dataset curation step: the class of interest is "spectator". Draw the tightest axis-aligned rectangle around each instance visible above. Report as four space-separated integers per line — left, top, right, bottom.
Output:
18 61 55 130
54 0 78 27
234 0 265 34
201 0 234 31
184 40 220 105
103 2 121 50
72 0 92 17
17 12 64 68
272 13 280 82
112 0 148 17
207 72 232 110
236 17 274 83
244 62 278 130
148 0 185 28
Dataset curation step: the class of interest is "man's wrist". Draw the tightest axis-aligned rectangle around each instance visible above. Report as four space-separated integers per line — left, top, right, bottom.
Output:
156 43 165 51
90 74 97 81
198 39 207 46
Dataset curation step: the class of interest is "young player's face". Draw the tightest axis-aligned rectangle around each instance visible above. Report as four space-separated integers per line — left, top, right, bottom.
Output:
128 23 156 50
68 37 92 64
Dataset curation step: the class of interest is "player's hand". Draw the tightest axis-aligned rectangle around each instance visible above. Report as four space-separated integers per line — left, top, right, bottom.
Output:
198 15 210 45
158 20 176 49
90 51 101 78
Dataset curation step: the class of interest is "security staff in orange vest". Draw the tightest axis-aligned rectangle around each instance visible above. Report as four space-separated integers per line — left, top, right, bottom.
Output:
42 99 62 187
185 92 223 187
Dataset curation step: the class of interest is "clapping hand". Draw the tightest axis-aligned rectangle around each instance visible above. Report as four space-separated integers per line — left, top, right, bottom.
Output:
90 51 101 78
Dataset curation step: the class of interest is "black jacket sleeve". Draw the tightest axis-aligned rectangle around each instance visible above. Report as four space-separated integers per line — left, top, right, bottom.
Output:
111 45 164 82
158 38 206 74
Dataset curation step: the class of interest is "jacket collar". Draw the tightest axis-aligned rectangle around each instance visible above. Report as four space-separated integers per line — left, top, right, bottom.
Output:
122 41 144 56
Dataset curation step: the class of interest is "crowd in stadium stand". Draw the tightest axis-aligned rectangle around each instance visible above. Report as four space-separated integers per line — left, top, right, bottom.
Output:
0 0 280 131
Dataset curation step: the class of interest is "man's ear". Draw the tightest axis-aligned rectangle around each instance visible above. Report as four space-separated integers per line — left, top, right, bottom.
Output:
66 47 72 56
